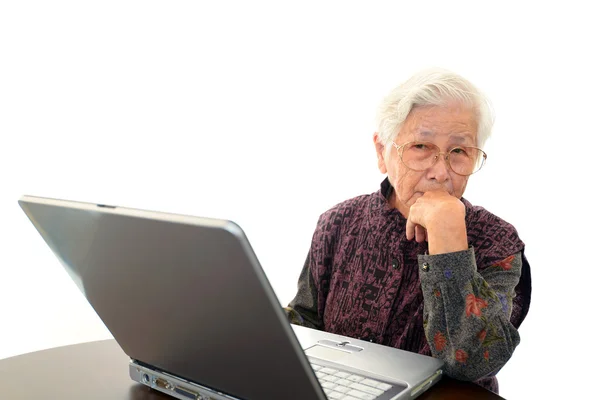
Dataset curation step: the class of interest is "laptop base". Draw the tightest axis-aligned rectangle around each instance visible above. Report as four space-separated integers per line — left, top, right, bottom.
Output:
130 356 441 400
130 360 234 400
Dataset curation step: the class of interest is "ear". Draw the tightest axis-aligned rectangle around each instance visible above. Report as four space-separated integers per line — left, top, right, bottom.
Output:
373 132 388 174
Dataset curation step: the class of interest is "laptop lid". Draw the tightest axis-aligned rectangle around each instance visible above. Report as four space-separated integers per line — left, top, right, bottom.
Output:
19 195 327 400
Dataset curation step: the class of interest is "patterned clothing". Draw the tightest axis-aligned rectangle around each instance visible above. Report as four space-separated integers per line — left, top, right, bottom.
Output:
285 178 531 394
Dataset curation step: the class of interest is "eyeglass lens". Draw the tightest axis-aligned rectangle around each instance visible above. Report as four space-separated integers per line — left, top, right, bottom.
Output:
401 142 485 175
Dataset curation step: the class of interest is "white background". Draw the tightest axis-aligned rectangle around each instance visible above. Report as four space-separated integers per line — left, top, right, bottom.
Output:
1 1 598 398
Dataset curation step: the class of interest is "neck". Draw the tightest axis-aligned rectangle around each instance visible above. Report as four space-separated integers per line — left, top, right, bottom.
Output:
388 191 410 219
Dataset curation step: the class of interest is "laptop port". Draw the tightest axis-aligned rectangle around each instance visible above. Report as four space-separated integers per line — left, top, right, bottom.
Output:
142 373 150 383
154 377 173 391
175 386 201 399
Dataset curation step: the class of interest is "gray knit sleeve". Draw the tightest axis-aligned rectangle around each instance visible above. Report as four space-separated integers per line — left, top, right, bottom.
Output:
284 253 323 330
418 247 522 381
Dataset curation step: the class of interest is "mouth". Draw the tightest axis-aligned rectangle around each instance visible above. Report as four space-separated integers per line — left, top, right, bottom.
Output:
415 188 453 197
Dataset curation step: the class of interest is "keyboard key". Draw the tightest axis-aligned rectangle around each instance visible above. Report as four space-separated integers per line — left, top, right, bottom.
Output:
316 371 327 379
334 371 351 379
322 381 337 390
328 391 345 399
322 375 340 383
376 382 392 391
347 375 365 383
349 383 384 396
311 364 322 371
335 378 351 387
333 385 352 394
320 367 339 375
360 378 382 388
346 390 377 400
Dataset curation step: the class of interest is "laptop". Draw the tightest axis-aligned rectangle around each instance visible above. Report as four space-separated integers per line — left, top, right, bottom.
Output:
19 195 444 400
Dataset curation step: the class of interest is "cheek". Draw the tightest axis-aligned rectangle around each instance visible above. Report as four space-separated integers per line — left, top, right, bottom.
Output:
393 169 423 201
452 176 469 196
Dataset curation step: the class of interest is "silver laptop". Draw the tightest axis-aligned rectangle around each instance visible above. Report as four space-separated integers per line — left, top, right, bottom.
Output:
19 195 444 400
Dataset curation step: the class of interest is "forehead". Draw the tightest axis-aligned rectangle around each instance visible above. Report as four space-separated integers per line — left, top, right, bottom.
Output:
397 104 478 145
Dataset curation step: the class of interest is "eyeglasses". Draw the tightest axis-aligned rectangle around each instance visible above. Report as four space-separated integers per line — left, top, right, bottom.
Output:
391 141 487 176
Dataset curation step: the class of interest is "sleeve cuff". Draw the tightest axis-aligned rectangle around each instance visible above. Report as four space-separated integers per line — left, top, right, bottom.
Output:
417 247 477 286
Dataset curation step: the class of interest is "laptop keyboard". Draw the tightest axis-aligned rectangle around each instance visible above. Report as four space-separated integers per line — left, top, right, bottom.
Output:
310 361 394 400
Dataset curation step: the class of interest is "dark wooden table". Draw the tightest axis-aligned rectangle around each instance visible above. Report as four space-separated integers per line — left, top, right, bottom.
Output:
0 340 503 399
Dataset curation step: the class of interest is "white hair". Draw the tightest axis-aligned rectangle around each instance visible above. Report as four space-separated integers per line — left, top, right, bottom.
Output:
376 68 494 149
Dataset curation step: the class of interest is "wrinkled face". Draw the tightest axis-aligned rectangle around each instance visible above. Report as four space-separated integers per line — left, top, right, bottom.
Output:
374 104 478 218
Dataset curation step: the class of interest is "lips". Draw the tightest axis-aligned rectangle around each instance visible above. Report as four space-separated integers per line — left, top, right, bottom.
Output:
416 188 452 195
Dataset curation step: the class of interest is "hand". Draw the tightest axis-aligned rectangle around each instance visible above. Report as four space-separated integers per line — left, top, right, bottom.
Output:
406 191 469 255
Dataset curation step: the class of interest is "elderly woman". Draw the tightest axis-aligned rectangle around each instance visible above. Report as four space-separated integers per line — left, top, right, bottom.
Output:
285 69 531 394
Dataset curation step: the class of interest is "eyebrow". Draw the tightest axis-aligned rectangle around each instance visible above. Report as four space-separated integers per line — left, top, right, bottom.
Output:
414 131 434 140
449 135 467 144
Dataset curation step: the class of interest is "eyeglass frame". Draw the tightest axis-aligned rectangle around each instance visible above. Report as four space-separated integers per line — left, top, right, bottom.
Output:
390 141 488 176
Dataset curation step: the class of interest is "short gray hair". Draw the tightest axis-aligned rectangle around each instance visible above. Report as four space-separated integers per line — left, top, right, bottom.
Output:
376 68 494 148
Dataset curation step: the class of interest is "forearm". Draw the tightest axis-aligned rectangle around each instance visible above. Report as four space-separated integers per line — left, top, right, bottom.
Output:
419 248 522 381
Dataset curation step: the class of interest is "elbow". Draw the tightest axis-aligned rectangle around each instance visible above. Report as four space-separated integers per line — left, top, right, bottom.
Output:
442 344 519 382
444 324 521 381
443 362 495 382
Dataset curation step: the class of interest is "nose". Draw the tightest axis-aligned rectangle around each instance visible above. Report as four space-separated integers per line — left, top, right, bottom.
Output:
427 154 451 183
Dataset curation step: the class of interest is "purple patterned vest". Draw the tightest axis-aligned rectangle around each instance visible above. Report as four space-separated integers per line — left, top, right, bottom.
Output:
311 179 531 389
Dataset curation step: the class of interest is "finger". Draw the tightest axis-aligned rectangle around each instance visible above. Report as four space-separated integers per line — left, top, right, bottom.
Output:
415 225 426 243
406 219 415 240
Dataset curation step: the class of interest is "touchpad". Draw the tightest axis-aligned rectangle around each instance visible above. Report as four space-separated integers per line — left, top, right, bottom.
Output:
305 345 351 362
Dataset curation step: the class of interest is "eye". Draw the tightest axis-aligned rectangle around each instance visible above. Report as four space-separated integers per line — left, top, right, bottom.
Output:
450 147 468 155
412 142 435 151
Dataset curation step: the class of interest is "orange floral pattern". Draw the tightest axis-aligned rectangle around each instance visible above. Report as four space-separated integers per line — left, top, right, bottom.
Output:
465 294 488 317
493 255 515 271
455 349 468 364
483 350 490 361
434 331 447 351
478 329 487 342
